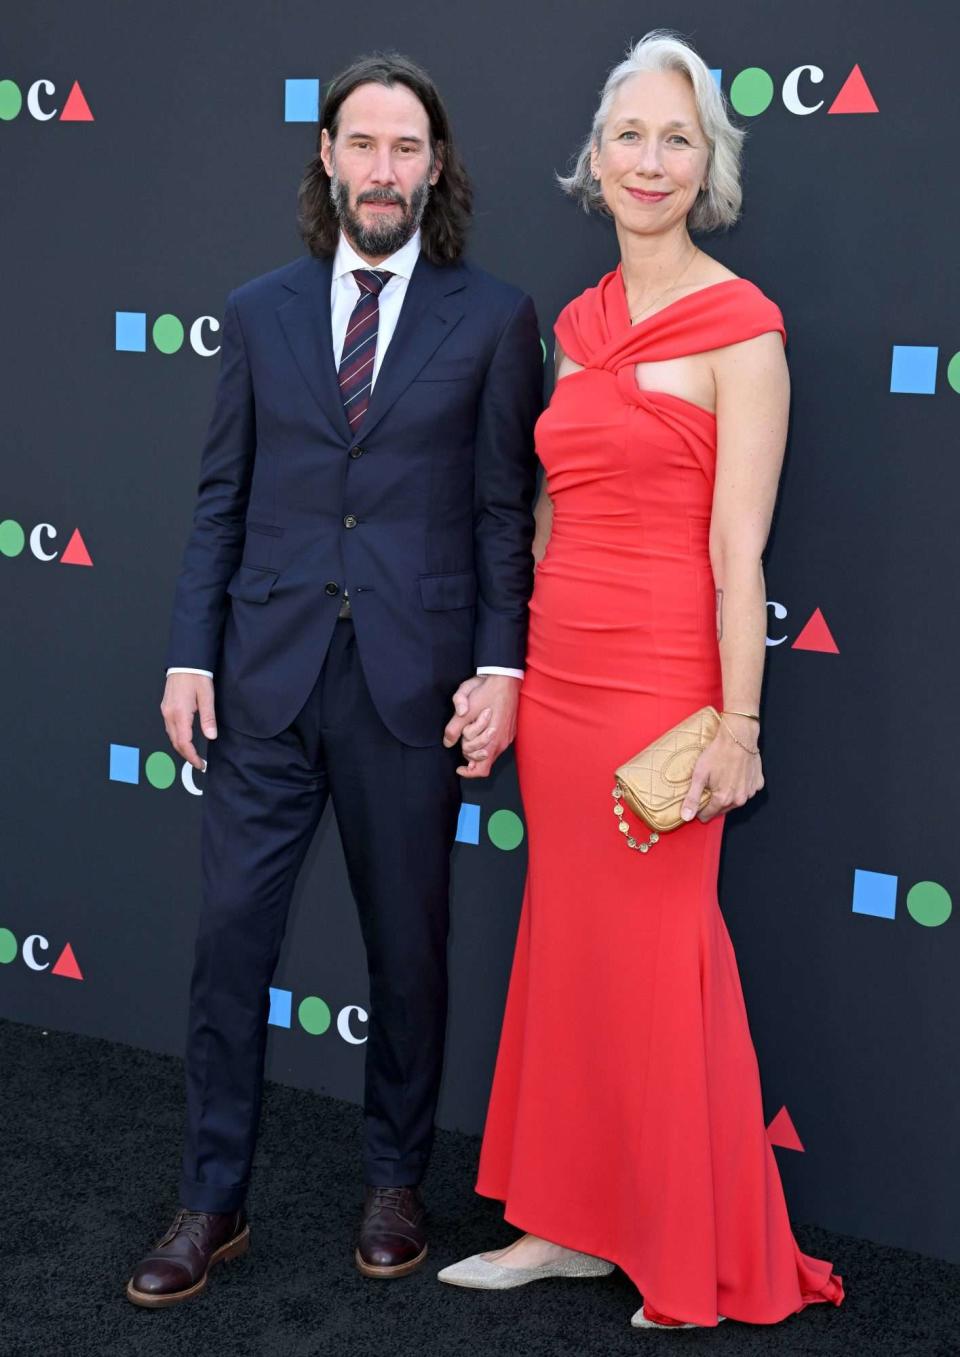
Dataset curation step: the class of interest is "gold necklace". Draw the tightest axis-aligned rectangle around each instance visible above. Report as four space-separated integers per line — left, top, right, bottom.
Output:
628 245 700 325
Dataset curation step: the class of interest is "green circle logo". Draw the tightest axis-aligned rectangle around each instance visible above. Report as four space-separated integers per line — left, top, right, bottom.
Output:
946 352 960 395
729 68 775 117
906 881 952 928
144 751 176 789
0 927 18 964
298 996 332 1035
0 80 23 121
152 314 185 354
487 809 524 851
0 520 25 557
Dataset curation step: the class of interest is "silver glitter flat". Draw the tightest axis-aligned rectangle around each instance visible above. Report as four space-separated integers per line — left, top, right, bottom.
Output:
437 1249 615 1290
631 1305 727 1329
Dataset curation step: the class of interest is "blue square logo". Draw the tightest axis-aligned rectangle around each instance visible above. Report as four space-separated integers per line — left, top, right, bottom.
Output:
115 311 147 352
851 868 898 920
455 803 480 845
285 78 320 123
268 987 292 1028
890 345 938 395
109 743 140 784
709 69 723 89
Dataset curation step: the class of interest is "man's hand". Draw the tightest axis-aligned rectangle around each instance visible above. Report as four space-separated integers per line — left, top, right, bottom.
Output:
160 673 218 772
443 674 521 779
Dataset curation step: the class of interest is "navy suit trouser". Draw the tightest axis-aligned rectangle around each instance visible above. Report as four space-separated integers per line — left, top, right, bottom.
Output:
178 619 461 1212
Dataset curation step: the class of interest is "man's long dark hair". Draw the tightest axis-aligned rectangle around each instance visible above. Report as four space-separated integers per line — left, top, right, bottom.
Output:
297 53 473 265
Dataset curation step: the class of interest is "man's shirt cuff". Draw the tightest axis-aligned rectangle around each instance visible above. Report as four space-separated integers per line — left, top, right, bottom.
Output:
476 666 524 679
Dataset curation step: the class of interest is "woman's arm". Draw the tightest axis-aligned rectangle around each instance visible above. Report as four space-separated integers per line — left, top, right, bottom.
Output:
532 481 553 563
532 339 581 563
682 329 790 822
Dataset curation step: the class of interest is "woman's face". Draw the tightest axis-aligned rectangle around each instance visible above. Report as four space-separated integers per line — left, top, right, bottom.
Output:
591 69 710 239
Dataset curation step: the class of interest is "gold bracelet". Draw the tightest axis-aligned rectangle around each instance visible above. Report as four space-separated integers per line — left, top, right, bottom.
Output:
723 708 760 721
719 713 760 755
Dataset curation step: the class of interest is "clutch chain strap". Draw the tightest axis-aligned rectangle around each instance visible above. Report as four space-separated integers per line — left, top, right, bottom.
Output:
611 782 661 853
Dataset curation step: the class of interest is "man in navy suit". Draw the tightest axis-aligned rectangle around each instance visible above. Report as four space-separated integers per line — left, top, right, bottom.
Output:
126 53 542 1307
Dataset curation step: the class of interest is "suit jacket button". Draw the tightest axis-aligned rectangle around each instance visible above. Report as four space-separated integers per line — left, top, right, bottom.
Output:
350 446 364 459
343 514 358 529
324 582 340 597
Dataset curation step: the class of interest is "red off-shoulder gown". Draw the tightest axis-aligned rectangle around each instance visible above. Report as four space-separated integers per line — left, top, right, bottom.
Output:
475 268 844 1326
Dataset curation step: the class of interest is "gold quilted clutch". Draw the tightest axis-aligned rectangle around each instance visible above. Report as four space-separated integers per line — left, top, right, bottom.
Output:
612 706 720 853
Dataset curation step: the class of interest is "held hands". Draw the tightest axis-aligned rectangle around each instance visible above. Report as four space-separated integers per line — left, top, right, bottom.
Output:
443 674 521 779
160 673 217 772
681 714 764 824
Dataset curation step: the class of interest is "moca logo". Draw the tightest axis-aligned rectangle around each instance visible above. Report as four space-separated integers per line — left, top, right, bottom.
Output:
0 519 93 565
0 926 83 979
107 744 527 842
766 603 838 653
851 869 953 928
711 63 878 117
284 79 324 122
115 312 221 357
109 743 205 796
455 804 524 851
268 986 368 1043
889 345 960 396
0 78 93 122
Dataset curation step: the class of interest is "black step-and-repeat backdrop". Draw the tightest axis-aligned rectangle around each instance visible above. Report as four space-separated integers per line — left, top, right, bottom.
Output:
3 1 958 1265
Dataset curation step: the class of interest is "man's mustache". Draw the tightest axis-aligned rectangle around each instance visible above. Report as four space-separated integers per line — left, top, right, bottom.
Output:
355 189 407 208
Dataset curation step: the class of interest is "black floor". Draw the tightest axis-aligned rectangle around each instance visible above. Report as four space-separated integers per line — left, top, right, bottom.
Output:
1 1019 957 1357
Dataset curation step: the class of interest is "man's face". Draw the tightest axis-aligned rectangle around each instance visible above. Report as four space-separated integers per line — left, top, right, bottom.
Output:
320 81 443 261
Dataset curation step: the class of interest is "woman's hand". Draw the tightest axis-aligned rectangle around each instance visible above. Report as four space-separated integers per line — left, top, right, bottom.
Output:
681 715 764 824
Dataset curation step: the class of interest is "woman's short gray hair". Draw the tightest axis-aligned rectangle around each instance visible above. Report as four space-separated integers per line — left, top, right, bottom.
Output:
559 30 744 232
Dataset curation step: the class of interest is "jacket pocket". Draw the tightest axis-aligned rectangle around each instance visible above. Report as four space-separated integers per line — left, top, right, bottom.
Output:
227 564 279 603
414 357 474 382
246 521 283 537
419 572 477 610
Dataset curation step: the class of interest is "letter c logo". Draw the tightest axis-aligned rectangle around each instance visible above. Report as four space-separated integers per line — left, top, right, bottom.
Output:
189 316 221 357
23 933 50 970
337 1005 368 1045
27 79 58 121
766 600 788 646
782 65 825 115
29 523 58 561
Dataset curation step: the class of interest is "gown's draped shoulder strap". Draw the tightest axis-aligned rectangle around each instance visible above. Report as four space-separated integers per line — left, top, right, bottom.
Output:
554 269 623 368
554 265 786 372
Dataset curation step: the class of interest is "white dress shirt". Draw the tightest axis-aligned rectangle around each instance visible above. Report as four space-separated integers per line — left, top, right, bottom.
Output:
168 229 523 682
330 227 419 385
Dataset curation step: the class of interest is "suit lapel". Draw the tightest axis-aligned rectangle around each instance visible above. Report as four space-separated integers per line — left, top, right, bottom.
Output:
357 255 467 442
276 256 352 442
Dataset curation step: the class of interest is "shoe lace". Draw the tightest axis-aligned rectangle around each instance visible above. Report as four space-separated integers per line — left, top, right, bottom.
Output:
168 1208 215 1248
372 1187 407 1210
370 1187 415 1220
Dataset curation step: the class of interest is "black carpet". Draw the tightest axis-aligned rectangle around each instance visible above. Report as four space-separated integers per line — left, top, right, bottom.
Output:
1 1019 957 1357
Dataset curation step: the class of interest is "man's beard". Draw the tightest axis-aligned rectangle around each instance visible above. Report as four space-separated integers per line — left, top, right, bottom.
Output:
329 167 431 257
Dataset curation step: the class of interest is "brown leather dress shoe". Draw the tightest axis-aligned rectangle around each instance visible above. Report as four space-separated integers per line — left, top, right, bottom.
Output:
125 1207 249 1308
355 1186 427 1278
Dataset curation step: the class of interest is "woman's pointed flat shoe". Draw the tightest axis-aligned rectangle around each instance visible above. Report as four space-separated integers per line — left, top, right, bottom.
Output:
631 1305 727 1329
438 1250 614 1290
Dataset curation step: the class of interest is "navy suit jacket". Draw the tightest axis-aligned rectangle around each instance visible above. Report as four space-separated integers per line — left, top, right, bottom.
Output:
166 252 543 746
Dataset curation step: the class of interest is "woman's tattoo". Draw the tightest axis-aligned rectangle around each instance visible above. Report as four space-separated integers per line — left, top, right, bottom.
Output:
716 588 724 641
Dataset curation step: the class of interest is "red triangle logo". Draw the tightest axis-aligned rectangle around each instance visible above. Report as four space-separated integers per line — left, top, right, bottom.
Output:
767 1105 804 1152
60 528 93 567
828 64 879 115
59 81 95 122
792 607 839 653
52 942 84 980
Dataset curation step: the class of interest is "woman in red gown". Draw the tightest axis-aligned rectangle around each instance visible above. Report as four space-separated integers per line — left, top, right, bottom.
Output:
439 32 844 1329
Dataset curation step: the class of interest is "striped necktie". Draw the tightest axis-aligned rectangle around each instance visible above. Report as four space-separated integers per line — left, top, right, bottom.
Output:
338 268 392 432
